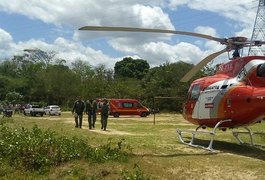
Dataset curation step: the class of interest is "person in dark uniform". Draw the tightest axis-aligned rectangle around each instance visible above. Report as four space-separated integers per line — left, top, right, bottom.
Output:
101 98 109 131
72 96 85 128
85 99 93 129
91 99 98 128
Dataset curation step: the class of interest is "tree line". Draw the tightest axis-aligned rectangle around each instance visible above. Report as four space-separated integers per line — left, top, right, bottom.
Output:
0 49 205 112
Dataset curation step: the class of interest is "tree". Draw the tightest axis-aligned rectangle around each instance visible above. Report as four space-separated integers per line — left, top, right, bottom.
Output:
114 57 150 79
141 61 193 112
5 91 23 104
0 60 17 77
39 64 79 105
71 59 94 82
83 64 114 99
24 48 56 66
0 76 10 101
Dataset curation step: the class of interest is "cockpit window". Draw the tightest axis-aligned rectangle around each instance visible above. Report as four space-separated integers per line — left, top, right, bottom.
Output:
190 84 200 100
257 63 265 77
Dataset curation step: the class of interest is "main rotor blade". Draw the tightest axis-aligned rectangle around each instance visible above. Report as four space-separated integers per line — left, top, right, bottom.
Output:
79 26 223 42
180 48 227 82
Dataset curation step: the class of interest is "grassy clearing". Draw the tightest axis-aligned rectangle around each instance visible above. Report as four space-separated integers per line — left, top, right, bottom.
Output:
1 112 265 179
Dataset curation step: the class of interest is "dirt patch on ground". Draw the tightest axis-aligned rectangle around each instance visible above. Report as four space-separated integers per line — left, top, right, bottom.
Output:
86 129 134 135
46 116 137 136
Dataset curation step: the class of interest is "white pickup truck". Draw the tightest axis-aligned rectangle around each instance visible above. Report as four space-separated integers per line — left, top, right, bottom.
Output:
24 104 45 116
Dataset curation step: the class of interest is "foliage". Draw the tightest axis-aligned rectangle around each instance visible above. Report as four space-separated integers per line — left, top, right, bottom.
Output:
142 61 192 111
71 59 94 82
23 48 56 66
121 164 151 180
0 125 130 172
39 64 78 105
114 57 150 79
1 114 265 179
0 50 205 112
5 91 23 104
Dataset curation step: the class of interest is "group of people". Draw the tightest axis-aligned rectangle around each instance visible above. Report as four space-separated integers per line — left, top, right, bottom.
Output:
72 96 109 131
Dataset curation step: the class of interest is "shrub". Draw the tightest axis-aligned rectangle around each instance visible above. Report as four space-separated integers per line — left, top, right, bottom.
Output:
121 164 150 180
0 125 130 172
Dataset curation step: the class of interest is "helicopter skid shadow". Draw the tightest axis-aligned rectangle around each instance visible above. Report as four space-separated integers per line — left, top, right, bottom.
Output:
189 138 265 161
137 152 216 158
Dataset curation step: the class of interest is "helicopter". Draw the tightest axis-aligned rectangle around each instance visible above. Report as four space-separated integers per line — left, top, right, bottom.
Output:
79 25 265 151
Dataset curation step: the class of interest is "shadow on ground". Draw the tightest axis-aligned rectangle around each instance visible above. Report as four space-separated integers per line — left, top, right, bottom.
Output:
189 139 265 161
136 139 265 161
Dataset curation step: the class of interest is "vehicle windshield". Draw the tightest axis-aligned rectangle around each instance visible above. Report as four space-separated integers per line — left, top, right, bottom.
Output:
52 106 60 109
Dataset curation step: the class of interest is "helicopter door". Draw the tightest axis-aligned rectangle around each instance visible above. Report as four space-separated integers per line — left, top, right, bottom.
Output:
196 89 221 119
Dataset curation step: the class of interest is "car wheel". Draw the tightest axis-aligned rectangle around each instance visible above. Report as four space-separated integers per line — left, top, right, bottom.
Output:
141 112 147 117
113 112 120 118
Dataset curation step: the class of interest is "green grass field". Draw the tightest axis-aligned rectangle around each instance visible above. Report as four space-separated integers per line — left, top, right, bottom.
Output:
1 112 265 179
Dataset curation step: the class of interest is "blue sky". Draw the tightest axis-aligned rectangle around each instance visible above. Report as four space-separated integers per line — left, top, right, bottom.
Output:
0 0 259 68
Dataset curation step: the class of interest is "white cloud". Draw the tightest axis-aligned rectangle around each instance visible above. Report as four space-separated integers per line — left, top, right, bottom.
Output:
0 0 259 67
0 28 13 48
169 0 256 37
74 4 175 43
0 0 175 67
0 1 170 28
194 26 218 37
0 30 119 68
53 37 119 67
194 26 223 50
109 39 204 66
168 0 189 9
0 28 14 57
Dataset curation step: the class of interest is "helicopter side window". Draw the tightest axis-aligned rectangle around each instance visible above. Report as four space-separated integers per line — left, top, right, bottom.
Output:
257 63 265 77
221 85 228 89
190 84 200 100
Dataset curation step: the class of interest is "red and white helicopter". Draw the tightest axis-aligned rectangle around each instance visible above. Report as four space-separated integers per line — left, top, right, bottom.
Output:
79 26 265 151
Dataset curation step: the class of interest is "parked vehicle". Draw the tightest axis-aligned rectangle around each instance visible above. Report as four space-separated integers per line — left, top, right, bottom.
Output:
24 104 45 116
2 109 13 118
44 105 61 116
97 98 150 118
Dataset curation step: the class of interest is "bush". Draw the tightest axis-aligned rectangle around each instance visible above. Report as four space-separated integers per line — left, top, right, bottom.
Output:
0 125 130 172
121 164 150 180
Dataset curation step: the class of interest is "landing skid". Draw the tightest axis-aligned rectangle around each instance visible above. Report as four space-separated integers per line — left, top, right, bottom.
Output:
176 119 232 151
232 127 265 146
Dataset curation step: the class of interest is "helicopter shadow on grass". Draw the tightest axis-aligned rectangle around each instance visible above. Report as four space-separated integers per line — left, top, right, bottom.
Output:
136 139 265 160
191 138 265 161
136 152 216 159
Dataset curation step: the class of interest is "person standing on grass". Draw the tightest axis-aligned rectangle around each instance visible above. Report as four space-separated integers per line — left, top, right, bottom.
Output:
85 99 93 129
72 96 85 128
91 99 98 128
101 98 109 131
